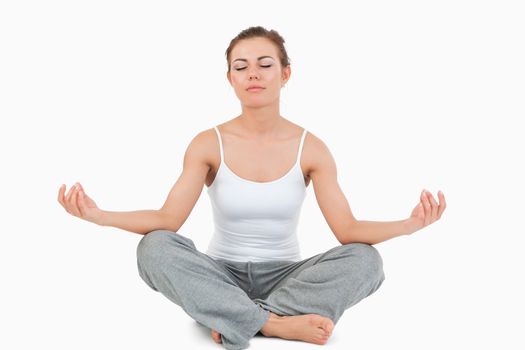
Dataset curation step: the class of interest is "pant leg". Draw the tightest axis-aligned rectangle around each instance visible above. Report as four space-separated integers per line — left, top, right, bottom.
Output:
136 230 270 350
251 242 385 324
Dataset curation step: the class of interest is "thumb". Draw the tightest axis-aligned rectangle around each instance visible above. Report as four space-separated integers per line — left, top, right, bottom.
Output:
412 202 423 216
78 189 86 215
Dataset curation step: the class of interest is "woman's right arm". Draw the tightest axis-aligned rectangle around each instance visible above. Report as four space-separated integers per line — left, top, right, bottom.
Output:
58 130 212 235
97 209 170 235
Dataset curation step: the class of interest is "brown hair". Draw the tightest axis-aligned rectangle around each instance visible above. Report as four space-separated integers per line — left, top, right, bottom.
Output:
225 26 291 72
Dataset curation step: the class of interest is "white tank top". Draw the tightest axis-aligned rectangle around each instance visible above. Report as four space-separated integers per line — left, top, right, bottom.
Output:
206 126 308 262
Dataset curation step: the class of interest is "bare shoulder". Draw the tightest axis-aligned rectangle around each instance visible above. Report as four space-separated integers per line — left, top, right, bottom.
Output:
303 130 330 155
302 130 336 177
184 128 218 171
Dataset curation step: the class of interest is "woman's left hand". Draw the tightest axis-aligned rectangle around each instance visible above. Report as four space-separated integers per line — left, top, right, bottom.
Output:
406 189 447 234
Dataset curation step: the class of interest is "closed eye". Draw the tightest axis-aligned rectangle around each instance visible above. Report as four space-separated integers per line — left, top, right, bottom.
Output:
235 65 272 71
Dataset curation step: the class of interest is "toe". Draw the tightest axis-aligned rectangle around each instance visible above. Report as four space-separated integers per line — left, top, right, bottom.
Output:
211 330 222 344
314 333 329 345
323 318 334 335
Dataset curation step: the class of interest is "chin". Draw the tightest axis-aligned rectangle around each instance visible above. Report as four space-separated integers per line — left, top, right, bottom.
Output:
241 94 279 107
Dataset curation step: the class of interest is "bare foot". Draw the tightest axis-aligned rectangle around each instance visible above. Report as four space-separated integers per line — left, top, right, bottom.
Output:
210 313 281 344
211 329 222 344
260 312 334 345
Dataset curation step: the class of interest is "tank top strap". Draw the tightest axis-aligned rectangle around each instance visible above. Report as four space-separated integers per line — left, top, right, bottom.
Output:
296 128 307 164
213 126 224 162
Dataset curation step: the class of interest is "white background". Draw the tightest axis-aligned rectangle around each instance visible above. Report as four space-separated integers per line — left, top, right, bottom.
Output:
1 0 524 349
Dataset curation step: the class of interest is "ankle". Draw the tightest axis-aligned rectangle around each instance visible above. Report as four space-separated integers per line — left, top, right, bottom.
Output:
261 312 283 337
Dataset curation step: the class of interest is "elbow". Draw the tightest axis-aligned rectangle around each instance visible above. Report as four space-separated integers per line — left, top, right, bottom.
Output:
338 235 359 245
336 230 352 246
339 235 373 246
157 210 181 233
338 220 365 245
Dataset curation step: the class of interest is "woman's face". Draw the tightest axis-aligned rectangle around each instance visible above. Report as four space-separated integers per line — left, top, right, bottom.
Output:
227 37 290 108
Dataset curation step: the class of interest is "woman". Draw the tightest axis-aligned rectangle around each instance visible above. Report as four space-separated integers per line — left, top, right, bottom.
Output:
58 26 446 350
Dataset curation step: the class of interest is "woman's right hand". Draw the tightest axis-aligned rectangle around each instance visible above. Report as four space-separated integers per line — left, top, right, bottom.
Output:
58 182 103 225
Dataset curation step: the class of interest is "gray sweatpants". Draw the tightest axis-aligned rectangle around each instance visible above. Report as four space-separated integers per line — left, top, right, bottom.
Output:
136 230 385 350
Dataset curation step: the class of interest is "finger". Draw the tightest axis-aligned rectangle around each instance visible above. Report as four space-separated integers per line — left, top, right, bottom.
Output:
64 185 76 213
428 192 439 223
77 183 90 203
69 183 81 216
421 190 431 226
437 190 447 218
77 188 85 217
73 184 83 217
58 184 66 207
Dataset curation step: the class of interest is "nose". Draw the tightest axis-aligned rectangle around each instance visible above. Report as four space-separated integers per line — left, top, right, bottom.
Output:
248 67 260 80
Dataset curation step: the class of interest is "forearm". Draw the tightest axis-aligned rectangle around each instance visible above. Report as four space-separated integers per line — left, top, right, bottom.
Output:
98 209 173 235
343 219 412 245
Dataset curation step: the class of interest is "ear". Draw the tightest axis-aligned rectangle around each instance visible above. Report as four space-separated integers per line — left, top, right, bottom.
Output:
281 65 291 86
226 71 232 86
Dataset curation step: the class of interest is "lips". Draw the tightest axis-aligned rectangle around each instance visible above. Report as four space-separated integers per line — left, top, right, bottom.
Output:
246 85 265 91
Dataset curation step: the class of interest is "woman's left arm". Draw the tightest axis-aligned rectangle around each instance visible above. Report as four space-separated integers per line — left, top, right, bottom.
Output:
307 133 447 245
346 190 447 245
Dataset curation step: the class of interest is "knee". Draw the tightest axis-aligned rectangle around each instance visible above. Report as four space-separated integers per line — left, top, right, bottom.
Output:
344 243 385 281
136 229 175 266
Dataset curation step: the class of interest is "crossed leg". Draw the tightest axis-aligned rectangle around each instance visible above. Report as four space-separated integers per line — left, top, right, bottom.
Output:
137 230 384 349
212 241 385 345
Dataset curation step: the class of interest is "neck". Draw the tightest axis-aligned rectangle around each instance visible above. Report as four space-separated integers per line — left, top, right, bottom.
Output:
237 103 283 138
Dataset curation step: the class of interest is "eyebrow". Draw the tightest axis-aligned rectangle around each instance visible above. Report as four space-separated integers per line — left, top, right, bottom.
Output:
232 56 275 63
